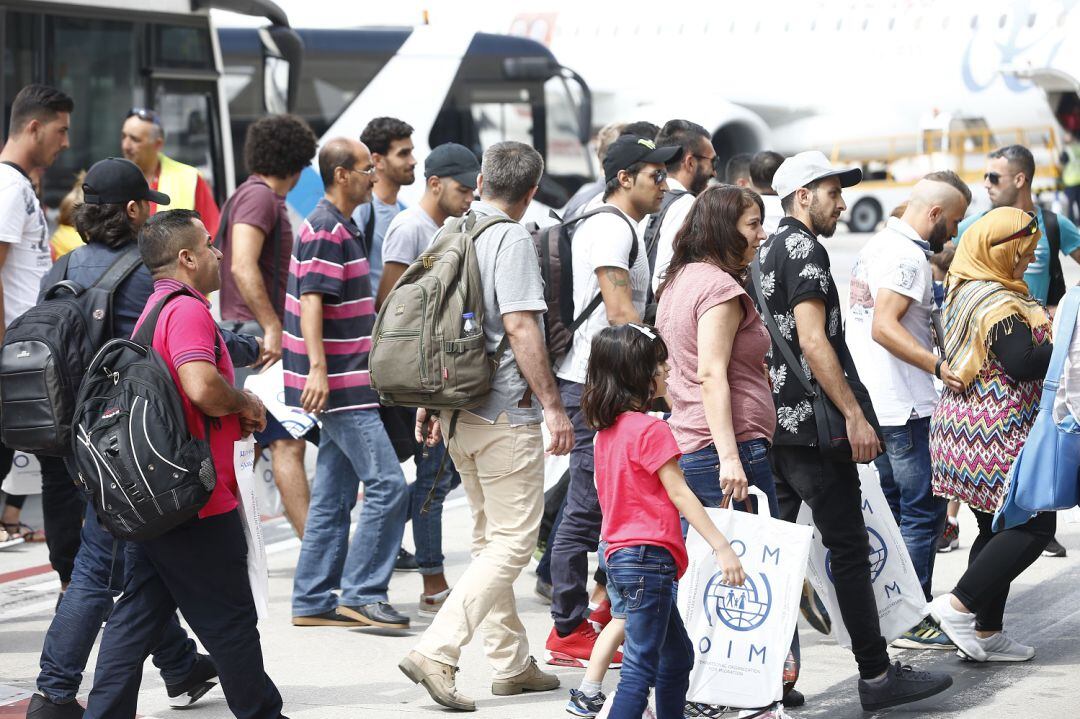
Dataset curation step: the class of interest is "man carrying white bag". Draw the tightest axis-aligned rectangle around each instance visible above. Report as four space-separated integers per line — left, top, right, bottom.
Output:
678 487 812 713
798 471 928 650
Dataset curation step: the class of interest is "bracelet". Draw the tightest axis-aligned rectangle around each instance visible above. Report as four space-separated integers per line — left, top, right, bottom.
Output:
934 357 945 379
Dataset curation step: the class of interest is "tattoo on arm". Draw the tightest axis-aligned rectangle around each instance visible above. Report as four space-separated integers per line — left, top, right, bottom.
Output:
604 268 628 287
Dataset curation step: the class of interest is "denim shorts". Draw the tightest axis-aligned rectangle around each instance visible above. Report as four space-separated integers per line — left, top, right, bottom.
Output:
598 542 627 619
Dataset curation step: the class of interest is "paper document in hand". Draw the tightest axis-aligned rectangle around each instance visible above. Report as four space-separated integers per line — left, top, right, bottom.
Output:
243 360 318 439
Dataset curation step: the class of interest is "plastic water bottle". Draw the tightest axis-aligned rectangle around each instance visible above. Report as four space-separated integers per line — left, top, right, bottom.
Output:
462 312 481 338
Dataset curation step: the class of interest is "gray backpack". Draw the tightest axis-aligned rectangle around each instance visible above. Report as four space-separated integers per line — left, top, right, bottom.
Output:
369 211 514 411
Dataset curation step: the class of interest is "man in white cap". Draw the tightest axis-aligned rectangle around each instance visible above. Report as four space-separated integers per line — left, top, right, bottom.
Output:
751 151 953 711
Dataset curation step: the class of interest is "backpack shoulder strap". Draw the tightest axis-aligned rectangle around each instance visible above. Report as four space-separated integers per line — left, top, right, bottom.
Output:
563 205 641 333
1045 210 1061 254
645 189 690 269
55 250 73 282
362 201 376 256
91 244 143 293
131 288 199 346
1043 211 1065 305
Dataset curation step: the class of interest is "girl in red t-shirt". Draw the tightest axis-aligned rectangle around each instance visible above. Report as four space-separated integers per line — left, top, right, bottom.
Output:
572 323 744 719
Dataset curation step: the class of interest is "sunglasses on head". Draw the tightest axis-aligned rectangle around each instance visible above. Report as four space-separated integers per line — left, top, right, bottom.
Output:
990 211 1038 247
126 107 161 126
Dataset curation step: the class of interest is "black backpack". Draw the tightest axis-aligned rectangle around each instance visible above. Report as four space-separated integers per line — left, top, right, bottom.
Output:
70 288 218 541
530 205 639 360
0 246 143 456
640 188 690 321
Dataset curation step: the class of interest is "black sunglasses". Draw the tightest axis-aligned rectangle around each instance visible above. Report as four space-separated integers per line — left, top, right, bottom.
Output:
990 211 1038 247
126 107 162 127
984 171 1014 185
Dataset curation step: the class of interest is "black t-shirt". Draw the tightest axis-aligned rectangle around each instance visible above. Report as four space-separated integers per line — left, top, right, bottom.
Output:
753 217 847 446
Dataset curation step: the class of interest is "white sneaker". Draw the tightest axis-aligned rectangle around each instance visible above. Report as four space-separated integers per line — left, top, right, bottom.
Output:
928 594 987 661
959 632 1034 662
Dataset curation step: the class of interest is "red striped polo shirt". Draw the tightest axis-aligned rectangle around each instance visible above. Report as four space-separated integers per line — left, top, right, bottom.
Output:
282 197 379 412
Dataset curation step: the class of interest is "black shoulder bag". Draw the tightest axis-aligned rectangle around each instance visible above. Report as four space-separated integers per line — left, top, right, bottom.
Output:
750 256 883 463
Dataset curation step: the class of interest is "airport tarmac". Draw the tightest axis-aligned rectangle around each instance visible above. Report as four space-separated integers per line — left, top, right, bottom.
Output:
2 230 1080 718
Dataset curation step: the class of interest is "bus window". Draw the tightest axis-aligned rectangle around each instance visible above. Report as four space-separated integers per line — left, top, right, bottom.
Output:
471 99 534 150
544 76 591 179
155 24 215 70
46 14 140 204
153 79 222 200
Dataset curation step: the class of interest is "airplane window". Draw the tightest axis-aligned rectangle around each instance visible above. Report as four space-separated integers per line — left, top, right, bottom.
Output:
888 17 895 30
754 20 761 32
1028 13 1036 27
970 16 978 30
862 18 869 30
810 19 816 30
942 16 950 30
998 14 1007 28
702 22 709 34
836 18 843 30
729 20 736 32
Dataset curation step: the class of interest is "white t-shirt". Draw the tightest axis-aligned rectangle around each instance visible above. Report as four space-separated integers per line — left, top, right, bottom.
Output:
1053 297 1080 424
0 163 51 327
761 194 783 237
557 204 649 384
640 177 695 292
382 205 442 266
846 217 937 426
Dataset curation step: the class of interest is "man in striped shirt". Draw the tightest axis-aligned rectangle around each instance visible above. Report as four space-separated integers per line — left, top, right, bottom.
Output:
285 137 410 629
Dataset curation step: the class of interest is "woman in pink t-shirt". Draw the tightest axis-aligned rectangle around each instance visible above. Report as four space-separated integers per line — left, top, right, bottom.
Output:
655 185 778 518
579 323 744 719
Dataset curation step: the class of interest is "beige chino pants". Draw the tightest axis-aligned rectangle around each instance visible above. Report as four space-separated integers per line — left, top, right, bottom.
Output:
414 411 544 679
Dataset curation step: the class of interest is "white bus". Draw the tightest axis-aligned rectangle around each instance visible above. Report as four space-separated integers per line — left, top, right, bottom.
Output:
0 0 301 206
218 25 594 217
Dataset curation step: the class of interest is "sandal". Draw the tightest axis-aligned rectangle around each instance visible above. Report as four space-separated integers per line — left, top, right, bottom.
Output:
3 522 44 542
0 525 24 549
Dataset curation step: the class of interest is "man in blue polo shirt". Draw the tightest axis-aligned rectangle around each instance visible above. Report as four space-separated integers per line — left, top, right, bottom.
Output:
956 144 1080 308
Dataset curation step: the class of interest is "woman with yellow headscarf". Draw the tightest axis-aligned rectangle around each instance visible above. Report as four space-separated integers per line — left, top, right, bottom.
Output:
928 207 1058 663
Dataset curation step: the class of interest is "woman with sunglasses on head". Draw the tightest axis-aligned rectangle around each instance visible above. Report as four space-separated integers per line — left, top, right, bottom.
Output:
929 207 1057 663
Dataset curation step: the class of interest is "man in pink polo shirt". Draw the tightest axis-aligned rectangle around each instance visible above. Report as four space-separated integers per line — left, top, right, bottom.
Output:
84 209 287 719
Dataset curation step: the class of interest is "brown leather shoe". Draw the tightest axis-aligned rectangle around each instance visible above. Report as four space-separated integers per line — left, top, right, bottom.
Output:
491 656 560 696
399 651 476 711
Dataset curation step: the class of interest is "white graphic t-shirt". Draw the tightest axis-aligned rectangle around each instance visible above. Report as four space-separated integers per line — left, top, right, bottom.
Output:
0 162 51 327
846 217 938 426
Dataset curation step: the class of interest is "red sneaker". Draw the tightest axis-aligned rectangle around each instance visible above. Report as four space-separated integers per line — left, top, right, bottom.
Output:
588 599 612 632
544 622 623 669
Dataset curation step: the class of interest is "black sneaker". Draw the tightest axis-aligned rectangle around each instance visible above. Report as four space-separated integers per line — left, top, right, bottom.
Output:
565 688 605 717
25 694 84 719
782 688 805 707
858 661 953 711
1043 537 1067 557
395 546 420 571
339 601 410 629
682 701 727 717
166 653 218 707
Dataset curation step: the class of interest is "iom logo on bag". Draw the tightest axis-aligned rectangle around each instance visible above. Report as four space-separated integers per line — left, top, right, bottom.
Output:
825 526 888 584
703 570 772 632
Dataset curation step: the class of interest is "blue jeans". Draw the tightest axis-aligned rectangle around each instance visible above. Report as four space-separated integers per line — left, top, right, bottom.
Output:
292 409 408 615
679 439 780 528
38 502 195 703
607 545 693 719
873 416 947 600
409 440 461 575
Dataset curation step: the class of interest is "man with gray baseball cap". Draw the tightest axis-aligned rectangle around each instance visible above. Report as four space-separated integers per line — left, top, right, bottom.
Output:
752 151 954 710
373 142 481 619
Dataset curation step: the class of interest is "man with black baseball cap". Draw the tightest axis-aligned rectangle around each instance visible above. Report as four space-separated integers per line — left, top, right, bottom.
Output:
27 156 235 719
545 135 682 668
752 150 954 710
82 155 171 206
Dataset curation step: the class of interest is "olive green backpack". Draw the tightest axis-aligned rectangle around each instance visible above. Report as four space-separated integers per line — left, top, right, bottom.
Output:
369 211 514 411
